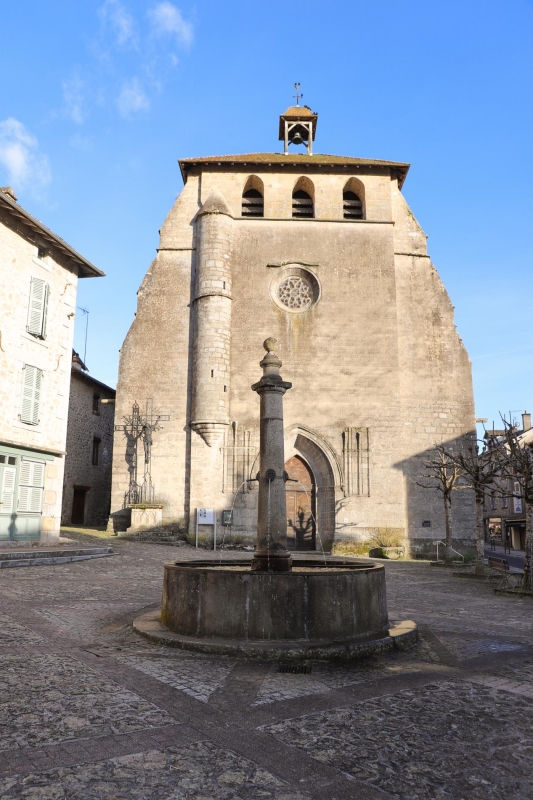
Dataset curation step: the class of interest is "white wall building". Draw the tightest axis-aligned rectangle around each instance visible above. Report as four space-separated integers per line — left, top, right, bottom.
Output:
0 187 103 544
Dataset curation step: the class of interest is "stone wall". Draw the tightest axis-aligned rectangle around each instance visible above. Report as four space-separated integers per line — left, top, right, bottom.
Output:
110 160 476 554
62 370 115 527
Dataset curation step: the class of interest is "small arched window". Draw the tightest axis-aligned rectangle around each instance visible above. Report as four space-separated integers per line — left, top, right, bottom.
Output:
343 190 363 220
242 188 264 217
292 189 313 218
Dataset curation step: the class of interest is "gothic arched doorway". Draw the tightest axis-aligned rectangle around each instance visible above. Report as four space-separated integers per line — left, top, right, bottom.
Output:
285 455 316 551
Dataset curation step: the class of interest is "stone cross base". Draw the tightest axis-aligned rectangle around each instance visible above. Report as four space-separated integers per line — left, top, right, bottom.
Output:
126 504 164 532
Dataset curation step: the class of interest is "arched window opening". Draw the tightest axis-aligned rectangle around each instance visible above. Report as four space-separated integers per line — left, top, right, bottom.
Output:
343 190 363 220
292 189 313 219
242 188 264 217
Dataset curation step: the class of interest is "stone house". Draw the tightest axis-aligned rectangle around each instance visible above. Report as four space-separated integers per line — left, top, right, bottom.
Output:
483 414 531 551
61 352 115 527
109 106 476 556
0 187 103 544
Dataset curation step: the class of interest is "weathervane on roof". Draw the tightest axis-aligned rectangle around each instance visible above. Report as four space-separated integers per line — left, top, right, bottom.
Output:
293 82 303 106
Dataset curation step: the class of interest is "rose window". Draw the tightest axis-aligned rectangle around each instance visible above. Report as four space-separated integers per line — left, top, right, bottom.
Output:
270 266 320 314
277 275 313 310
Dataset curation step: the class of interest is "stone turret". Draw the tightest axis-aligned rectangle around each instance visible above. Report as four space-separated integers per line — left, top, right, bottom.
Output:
190 190 234 446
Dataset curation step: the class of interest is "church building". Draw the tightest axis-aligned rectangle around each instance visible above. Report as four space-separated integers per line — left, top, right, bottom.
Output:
109 104 476 556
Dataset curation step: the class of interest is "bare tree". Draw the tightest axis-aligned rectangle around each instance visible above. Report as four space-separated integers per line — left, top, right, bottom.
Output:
447 438 500 575
417 447 462 564
497 421 533 591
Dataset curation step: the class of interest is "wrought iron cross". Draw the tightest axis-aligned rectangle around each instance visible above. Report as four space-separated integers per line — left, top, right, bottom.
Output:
115 399 170 505
293 82 303 106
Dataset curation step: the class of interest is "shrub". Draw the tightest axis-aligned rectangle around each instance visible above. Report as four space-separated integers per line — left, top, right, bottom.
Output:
366 528 405 548
331 541 369 557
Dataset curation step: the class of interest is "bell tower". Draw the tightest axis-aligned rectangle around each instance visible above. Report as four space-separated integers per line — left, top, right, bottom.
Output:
279 89 318 155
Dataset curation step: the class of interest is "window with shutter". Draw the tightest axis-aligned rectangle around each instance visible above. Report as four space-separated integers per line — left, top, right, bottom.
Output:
18 460 44 514
242 189 264 217
27 278 49 338
343 190 363 220
20 365 42 425
292 189 314 218
0 466 16 515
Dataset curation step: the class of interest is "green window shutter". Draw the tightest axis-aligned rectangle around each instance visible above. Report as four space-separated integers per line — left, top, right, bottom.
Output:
20 365 42 425
1 465 17 514
18 460 44 513
27 278 49 338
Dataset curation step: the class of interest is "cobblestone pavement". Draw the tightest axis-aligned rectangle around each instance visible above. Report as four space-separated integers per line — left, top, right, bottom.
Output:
0 535 532 798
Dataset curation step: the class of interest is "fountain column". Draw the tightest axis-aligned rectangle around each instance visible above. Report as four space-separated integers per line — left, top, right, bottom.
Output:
251 338 292 572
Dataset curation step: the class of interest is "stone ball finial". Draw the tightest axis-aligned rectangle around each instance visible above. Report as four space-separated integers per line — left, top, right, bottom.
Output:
263 337 278 353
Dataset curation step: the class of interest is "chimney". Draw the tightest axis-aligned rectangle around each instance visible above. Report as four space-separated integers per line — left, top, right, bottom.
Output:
522 411 531 431
0 186 18 202
71 350 88 372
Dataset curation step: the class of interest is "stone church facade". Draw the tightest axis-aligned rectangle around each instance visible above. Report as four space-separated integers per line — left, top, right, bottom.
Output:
109 106 476 555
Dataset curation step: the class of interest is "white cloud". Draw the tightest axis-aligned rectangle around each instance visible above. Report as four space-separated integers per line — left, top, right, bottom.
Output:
0 118 51 192
62 74 86 124
117 78 150 117
148 2 193 47
99 0 135 45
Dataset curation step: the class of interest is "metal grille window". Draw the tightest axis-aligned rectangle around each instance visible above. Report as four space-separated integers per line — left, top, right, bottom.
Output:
20 365 42 425
92 437 101 466
241 189 264 217
18 460 45 514
292 190 313 218
27 277 49 338
343 190 363 220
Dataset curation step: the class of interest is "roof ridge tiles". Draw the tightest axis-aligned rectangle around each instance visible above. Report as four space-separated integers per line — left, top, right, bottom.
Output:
178 153 410 187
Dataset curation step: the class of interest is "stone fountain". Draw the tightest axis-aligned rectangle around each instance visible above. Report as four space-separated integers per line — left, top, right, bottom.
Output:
134 339 417 660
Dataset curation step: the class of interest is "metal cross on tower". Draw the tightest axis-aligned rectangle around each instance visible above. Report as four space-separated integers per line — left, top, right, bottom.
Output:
115 399 170 505
293 82 303 106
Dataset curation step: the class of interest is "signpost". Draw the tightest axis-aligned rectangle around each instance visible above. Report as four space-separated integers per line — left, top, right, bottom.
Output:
196 507 217 550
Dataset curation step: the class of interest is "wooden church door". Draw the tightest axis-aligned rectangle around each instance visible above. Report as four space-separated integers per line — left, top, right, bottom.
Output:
284 455 316 551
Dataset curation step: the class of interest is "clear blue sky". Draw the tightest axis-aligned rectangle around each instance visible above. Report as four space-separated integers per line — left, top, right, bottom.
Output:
1 1 532 430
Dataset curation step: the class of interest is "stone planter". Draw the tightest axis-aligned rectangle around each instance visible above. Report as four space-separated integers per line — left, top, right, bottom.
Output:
368 546 404 560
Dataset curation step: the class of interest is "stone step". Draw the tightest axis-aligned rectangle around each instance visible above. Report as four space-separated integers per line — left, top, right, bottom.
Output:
0 547 114 569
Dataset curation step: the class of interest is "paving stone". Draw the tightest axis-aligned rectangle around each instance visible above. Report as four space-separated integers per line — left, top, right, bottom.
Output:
1 540 533 797
0 742 311 798
430 631 526 661
0 654 172 750
469 674 533 697
260 680 533 799
253 658 423 706
112 652 237 702
34 600 147 639
0 654 118 694
0 615 44 647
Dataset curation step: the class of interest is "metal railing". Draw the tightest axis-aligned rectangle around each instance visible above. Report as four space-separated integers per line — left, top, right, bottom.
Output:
432 540 465 562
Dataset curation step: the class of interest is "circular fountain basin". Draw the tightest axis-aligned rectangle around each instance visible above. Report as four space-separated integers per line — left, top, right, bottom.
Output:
133 557 417 660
